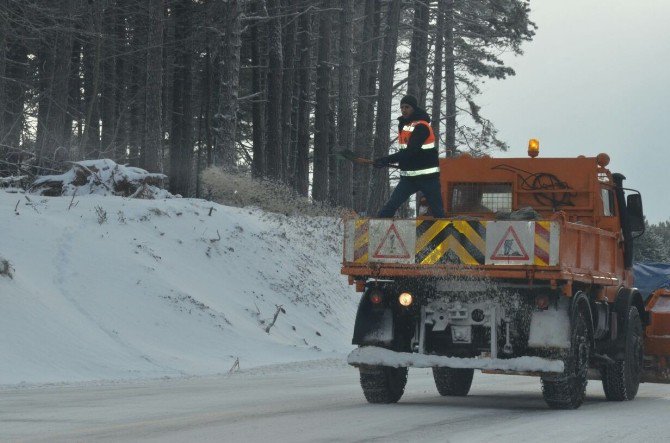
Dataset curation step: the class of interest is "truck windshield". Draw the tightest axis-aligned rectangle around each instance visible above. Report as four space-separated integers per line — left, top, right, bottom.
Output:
451 183 512 213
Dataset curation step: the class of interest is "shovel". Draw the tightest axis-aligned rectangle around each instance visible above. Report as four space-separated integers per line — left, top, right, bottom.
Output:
335 149 397 168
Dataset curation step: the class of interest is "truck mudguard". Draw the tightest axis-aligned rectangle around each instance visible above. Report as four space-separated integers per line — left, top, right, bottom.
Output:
612 287 646 355
352 292 394 346
571 291 595 347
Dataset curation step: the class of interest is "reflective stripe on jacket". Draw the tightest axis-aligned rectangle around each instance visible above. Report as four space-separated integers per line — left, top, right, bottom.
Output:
398 120 435 150
397 120 438 177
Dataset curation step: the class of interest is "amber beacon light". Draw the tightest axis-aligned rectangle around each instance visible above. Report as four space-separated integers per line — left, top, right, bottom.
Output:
528 139 540 158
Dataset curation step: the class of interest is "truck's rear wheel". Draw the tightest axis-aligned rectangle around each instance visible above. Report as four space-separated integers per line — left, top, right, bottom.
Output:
601 307 643 401
541 307 591 409
359 366 408 404
432 367 474 396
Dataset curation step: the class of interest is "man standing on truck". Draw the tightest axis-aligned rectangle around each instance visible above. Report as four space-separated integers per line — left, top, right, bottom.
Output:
374 94 445 218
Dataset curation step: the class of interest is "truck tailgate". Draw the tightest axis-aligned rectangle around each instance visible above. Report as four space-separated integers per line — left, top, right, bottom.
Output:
342 218 621 284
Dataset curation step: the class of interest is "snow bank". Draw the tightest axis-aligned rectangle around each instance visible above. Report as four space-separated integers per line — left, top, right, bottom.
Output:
0 191 357 385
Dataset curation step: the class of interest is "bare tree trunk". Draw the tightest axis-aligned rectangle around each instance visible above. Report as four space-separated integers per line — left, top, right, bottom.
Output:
407 0 429 106
312 1 332 203
82 0 103 159
170 0 194 196
202 42 214 167
367 0 402 215
431 0 447 152
353 0 381 214
215 0 242 169
327 90 338 205
100 1 118 159
127 8 146 167
0 0 6 153
336 0 354 208
35 0 75 171
327 8 340 206
445 0 456 156
264 0 283 181
114 0 131 162
0 0 27 169
142 0 164 172
280 0 296 183
294 7 311 196
161 5 175 166
67 40 82 152
250 3 266 178
1 37 26 156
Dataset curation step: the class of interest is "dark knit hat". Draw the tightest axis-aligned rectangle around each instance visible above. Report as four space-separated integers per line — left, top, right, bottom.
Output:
400 94 418 110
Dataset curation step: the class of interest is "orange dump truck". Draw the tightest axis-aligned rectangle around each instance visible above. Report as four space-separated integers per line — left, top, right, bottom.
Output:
342 144 670 409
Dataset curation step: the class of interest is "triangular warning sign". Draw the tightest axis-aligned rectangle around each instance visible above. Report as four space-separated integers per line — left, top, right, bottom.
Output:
372 223 410 259
490 226 529 261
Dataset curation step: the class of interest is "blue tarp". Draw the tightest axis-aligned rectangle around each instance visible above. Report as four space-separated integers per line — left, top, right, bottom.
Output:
634 262 670 301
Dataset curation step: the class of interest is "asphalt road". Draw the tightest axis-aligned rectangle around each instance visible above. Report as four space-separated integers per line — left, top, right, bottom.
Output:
2 359 670 442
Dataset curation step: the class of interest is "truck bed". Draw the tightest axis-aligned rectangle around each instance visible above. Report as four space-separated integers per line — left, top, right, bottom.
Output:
342 217 623 287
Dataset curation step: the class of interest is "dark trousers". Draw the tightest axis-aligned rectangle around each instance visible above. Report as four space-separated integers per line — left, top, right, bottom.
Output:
378 175 445 218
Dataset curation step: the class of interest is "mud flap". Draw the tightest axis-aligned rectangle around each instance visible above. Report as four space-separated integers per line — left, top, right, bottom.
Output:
527 297 571 349
352 297 394 346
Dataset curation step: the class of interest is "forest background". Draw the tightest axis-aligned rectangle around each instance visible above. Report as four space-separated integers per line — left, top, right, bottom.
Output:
0 0 667 259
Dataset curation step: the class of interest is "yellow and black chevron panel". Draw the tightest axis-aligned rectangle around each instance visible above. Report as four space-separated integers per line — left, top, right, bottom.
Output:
415 220 487 265
534 221 551 266
353 219 369 263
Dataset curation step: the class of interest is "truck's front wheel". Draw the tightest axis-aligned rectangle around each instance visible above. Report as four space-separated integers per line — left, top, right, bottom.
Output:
359 365 408 404
601 306 643 401
432 367 474 396
541 306 591 409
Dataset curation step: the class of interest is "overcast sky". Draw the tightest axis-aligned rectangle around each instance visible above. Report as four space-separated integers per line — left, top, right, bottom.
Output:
480 0 670 223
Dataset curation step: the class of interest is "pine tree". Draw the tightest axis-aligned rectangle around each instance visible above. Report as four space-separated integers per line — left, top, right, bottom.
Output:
353 0 381 213
169 0 194 196
312 1 333 203
367 0 402 215
264 0 284 181
143 0 164 173
634 221 670 262
407 0 430 106
294 6 312 196
444 0 536 154
336 0 354 208
215 0 242 170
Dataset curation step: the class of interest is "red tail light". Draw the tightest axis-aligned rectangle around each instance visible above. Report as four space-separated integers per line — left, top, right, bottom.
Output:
535 294 549 310
370 289 383 305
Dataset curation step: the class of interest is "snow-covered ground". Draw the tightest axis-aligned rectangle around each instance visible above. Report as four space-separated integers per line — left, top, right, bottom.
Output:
4 187 670 441
0 189 358 386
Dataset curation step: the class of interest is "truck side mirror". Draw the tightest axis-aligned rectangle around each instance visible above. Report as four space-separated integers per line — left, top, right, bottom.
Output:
626 193 644 233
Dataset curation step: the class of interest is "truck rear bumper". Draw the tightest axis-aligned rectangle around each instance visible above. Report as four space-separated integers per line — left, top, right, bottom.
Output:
348 346 564 373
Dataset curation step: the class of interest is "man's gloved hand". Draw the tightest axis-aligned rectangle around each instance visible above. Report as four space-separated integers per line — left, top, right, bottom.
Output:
373 156 390 168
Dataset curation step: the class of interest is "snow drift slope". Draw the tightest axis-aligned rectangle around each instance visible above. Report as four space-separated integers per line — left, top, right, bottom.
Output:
0 191 357 385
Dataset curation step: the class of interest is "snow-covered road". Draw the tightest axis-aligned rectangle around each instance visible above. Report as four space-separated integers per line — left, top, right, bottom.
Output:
3 359 670 442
